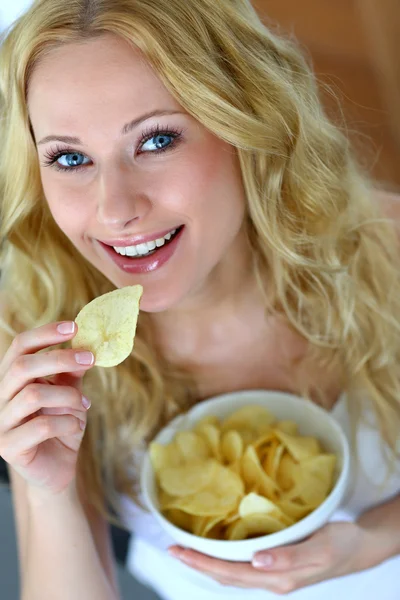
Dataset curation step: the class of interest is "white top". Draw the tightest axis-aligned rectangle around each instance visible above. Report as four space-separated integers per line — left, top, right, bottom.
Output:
119 396 400 600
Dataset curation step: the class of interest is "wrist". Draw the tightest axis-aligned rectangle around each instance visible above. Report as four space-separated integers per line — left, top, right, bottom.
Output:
26 479 79 510
356 514 400 567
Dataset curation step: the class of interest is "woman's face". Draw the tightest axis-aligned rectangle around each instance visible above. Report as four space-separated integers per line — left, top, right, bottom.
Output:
28 34 248 312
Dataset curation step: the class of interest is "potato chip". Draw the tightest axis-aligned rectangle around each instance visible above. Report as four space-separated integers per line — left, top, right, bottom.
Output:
222 510 240 525
239 493 278 517
174 431 211 463
221 430 243 464
284 454 336 505
195 416 220 430
302 454 336 483
164 509 192 532
239 493 294 526
241 446 279 499
149 441 183 474
228 460 242 476
274 430 321 462
158 489 176 509
274 420 298 435
170 463 244 516
226 513 286 541
277 499 314 520
252 430 276 451
197 424 222 460
72 285 143 367
221 406 274 436
276 452 299 491
225 518 248 541
159 460 217 496
192 515 225 537
237 428 259 446
192 515 210 536
207 523 225 540
243 513 287 535
263 441 285 481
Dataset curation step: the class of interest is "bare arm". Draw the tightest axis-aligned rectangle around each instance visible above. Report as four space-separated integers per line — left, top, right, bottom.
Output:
357 493 400 566
0 307 121 600
20 480 119 600
9 465 121 600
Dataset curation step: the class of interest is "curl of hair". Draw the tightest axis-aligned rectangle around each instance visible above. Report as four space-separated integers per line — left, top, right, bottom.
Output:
0 0 399 526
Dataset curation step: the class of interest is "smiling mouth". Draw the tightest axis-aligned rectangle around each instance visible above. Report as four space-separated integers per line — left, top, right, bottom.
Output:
110 225 184 259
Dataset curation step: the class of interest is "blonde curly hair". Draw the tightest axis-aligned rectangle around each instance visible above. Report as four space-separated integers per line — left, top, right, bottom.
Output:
0 0 399 526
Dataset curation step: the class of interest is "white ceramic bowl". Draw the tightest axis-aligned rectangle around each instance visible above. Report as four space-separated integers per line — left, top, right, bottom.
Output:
141 390 350 561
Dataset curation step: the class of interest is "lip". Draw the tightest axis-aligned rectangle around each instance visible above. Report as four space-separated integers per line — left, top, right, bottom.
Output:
99 226 181 248
98 226 184 275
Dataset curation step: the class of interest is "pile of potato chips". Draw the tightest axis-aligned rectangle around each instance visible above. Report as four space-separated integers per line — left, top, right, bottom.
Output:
149 406 337 541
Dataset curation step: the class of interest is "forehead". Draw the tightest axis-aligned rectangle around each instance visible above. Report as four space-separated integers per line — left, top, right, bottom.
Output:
28 34 182 136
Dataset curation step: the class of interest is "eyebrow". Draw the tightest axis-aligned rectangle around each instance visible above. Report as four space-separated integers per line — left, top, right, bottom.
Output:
36 109 185 146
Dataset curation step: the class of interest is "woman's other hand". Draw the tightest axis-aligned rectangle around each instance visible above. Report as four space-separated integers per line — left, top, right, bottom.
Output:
169 521 377 593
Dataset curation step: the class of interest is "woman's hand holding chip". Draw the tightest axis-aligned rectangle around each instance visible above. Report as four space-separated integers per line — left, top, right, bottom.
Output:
169 520 378 593
0 321 94 498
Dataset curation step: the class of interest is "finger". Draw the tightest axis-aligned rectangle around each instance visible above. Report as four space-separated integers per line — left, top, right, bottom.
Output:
36 373 87 399
0 414 84 466
1 348 95 404
168 547 309 593
0 321 79 379
252 533 322 571
168 547 259 581
0 383 89 432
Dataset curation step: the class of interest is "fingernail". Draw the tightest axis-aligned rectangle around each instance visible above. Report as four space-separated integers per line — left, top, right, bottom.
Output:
168 548 183 559
57 321 75 335
176 553 193 565
253 553 274 569
75 351 94 366
79 419 86 430
82 396 91 409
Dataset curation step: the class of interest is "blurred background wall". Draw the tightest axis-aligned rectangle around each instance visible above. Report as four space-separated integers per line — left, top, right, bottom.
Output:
254 0 400 190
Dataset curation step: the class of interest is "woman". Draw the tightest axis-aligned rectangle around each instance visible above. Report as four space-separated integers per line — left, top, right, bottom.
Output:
0 0 399 598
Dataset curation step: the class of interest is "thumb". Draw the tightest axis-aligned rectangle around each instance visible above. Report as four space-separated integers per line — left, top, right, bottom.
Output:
252 532 322 571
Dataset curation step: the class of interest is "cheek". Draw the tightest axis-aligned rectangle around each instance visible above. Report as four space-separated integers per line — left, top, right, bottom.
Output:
42 176 89 237
193 146 246 231
158 144 245 223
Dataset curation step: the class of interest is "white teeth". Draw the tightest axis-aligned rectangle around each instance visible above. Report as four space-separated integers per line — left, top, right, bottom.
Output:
125 246 138 257
135 243 148 255
113 228 178 257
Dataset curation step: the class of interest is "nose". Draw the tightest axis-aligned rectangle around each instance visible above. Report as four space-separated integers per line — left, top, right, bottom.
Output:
96 163 151 230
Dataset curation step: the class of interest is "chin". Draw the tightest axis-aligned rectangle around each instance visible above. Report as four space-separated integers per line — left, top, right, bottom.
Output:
98 257 198 313
103 272 189 313
138 283 191 313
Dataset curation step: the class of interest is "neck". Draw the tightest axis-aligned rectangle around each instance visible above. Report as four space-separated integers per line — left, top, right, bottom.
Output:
148 231 266 361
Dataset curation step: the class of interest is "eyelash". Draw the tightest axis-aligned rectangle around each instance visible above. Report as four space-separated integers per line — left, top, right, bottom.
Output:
41 124 184 173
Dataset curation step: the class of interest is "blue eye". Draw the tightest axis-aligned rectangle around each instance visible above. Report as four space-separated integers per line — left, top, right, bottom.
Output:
58 153 90 168
42 125 184 173
140 133 175 153
138 125 183 156
42 147 92 172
